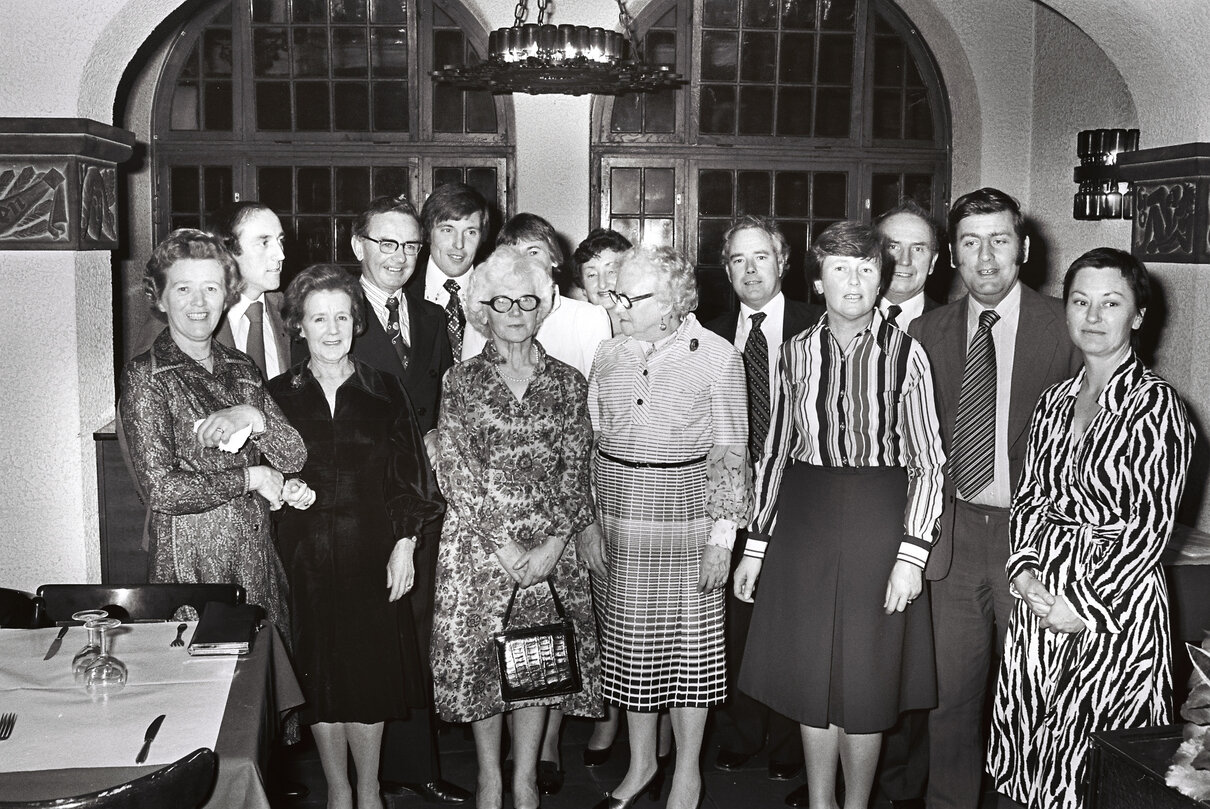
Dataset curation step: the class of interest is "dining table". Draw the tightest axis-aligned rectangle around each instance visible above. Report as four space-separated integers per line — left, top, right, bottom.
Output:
0 620 302 808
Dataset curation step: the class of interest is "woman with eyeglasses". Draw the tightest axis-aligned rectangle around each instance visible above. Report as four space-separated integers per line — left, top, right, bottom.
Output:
585 246 752 809
429 245 603 809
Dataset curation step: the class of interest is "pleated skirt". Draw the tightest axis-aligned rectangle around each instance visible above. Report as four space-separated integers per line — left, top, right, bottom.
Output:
739 463 936 733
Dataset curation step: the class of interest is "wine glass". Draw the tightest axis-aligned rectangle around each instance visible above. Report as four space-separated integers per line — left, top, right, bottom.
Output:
83 617 128 698
70 610 108 683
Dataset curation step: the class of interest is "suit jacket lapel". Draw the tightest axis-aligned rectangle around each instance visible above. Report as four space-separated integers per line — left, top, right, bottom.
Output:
1009 287 1061 452
933 297 969 447
214 318 235 350
265 292 291 372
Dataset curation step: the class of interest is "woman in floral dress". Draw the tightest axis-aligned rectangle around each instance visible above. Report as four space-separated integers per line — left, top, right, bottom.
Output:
429 245 602 809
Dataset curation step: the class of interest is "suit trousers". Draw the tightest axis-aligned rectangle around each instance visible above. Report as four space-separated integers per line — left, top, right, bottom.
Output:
876 707 929 801
926 500 1016 809
380 527 442 785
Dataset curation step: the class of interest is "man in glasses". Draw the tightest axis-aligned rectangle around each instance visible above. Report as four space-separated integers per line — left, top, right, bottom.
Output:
704 215 822 807
347 195 469 806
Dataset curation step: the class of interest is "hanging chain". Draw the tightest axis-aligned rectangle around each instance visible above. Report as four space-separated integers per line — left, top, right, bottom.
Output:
513 0 527 27
536 0 550 25
615 0 643 61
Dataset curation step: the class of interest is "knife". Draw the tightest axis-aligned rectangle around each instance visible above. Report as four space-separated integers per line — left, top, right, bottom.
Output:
42 626 69 660
135 714 166 764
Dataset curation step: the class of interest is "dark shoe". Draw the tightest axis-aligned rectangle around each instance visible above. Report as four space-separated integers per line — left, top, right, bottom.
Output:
648 753 672 801
582 743 614 767
383 780 472 804
784 783 810 808
714 748 752 771
767 759 804 781
536 760 564 796
890 800 926 809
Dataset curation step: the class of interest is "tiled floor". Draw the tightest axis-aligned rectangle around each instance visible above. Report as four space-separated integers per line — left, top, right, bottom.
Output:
274 717 1013 808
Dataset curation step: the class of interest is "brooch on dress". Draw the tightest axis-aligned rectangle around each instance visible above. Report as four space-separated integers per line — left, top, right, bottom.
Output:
689 338 699 351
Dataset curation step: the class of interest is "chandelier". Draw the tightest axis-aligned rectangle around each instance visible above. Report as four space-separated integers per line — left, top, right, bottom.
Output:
431 0 684 96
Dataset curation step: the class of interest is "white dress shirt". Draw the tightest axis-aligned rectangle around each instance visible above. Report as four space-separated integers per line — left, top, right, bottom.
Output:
880 291 927 329
361 277 410 343
735 292 786 392
963 281 1021 509
422 258 460 308
226 293 282 379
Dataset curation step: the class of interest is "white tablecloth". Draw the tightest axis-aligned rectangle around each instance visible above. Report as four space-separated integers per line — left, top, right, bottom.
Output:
0 623 237 772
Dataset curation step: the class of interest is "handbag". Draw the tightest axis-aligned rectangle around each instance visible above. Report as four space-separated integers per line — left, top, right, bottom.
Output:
492 578 582 702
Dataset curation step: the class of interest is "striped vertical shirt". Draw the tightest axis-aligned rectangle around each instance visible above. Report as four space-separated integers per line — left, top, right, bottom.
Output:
745 309 945 569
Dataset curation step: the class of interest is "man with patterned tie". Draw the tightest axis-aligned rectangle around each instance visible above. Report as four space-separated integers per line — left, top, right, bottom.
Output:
418 182 489 359
875 199 943 332
704 215 822 803
346 195 468 805
909 188 1080 809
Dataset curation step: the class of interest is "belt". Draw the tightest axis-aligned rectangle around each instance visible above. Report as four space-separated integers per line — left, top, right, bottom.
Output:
596 448 707 469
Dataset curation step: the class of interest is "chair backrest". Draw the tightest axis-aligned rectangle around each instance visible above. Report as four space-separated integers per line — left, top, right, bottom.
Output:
0 587 37 628
35 583 245 624
0 747 216 809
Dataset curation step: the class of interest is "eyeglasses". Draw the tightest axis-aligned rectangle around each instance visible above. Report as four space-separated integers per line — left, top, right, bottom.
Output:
481 295 541 314
606 290 656 309
362 235 423 256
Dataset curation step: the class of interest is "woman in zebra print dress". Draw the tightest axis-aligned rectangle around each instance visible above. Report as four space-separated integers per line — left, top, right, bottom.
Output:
989 248 1194 809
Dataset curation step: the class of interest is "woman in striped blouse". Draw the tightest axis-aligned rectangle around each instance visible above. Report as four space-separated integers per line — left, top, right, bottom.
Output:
733 221 945 809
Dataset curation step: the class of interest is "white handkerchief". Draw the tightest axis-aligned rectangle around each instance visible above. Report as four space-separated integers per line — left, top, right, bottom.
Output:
193 420 253 453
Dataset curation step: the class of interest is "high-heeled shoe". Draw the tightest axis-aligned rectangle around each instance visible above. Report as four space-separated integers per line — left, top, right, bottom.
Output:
582 742 614 767
646 753 672 801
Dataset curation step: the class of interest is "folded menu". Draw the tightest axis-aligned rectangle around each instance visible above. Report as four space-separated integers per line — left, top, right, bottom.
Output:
188 601 260 656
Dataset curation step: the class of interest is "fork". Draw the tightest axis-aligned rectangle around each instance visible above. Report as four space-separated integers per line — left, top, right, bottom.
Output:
0 713 15 741
170 623 188 647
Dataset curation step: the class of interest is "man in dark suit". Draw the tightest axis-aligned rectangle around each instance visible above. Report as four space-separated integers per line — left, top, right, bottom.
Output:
345 195 466 804
909 188 1081 809
870 200 943 809
704 216 822 803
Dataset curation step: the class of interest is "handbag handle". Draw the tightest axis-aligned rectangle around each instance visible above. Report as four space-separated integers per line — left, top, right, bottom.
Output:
501 578 567 630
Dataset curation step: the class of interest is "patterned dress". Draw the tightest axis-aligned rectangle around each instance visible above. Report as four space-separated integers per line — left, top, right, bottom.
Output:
589 314 752 710
988 354 1194 809
119 330 305 631
430 340 603 723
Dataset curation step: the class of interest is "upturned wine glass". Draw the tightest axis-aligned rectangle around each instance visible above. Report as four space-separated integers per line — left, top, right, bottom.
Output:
70 609 108 683
82 617 128 698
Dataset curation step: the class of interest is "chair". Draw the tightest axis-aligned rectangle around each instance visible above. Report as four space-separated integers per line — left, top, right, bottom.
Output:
35 583 246 625
0 587 38 628
0 747 216 809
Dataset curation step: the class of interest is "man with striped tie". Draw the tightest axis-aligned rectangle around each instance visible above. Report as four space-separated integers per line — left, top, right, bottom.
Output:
909 188 1080 809
705 216 821 803
418 182 489 362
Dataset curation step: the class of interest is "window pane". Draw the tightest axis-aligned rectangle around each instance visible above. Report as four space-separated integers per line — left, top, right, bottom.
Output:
905 88 933 140
204 81 233 130
433 167 462 189
296 82 331 130
611 168 642 215
702 31 738 82
334 167 371 213
781 0 816 29
814 87 850 137
254 29 290 76
256 82 292 129
817 35 852 84
203 167 232 211
738 86 774 135
171 167 199 212
776 87 812 136
871 173 901 217
371 28 407 76
433 30 462 68
259 166 294 213
332 28 368 76
778 33 814 83
373 166 410 198
331 0 367 24
742 0 778 29
466 168 499 210
612 93 641 132
904 174 934 208
813 172 847 218
647 30 677 68
646 90 676 132
736 171 771 215
698 170 733 217
698 220 730 265
740 32 776 83
774 172 809 217
297 216 333 263
703 0 737 27
171 82 200 130
203 29 232 76
873 37 905 86
291 0 326 23
700 85 737 134
611 218 640 247
373 81 407 130
293 27 330 77
298 167 332 212
872 88 902 138
432 83 462 132
372 0 406 24
333 83 370 129
646 169 675 215
643 219 674 248
466 90 498 133
819 0 856 30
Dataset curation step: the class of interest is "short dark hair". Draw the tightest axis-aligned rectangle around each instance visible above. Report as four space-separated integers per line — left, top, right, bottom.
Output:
497 213 564 273
570 228 632 287
143 228 241 308
721 215 790 267
874 198 942 251
1063 247 1151 314
809 220 893 295
354 195 419 238
948 187 1026 249
282 263 367 339
420 182 489 238
210 201 278 256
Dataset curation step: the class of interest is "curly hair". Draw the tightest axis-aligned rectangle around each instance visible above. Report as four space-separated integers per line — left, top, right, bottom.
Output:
282 263 367 339
143 228 241 309
618 246 699 318
463 245 556 338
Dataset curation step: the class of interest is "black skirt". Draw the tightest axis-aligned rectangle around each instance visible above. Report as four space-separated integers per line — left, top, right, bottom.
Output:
738 463 936 733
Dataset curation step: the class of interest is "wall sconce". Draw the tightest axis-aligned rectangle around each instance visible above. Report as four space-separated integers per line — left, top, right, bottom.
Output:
1073 128 1140 220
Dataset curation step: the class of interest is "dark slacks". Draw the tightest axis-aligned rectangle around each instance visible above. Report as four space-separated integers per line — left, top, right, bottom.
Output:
380 527 441 784
926 500 1015 809
876 707 929 801
716 538 804 764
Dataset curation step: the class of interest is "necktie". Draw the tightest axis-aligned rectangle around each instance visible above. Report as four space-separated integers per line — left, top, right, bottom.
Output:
950 309 1000 499
444 279 465 358
385 295 410 371
886 303 902 327
244 301 267 378
743 312 771 463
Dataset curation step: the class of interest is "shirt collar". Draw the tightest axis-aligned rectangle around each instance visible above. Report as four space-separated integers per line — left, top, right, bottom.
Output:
966 279 1022 322
739 291 785 321
1066 351 1144 415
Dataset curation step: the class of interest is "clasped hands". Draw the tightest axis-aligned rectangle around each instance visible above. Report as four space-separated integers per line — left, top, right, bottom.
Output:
495 535 568 588
1013 571 1085 634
